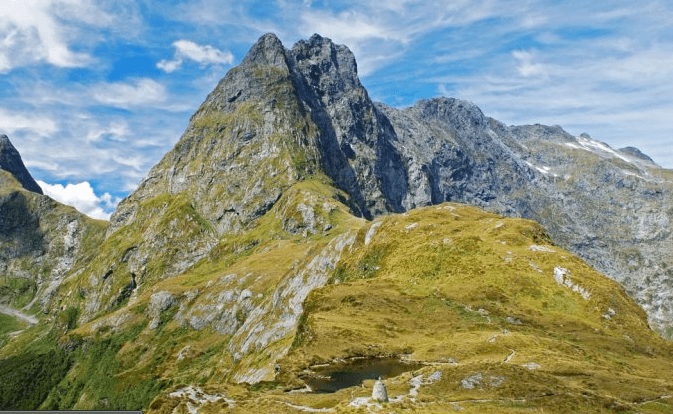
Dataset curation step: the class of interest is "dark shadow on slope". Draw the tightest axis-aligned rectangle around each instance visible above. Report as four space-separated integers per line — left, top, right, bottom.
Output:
374 110 408 213
0 191 46 260
287 55 369 219
289 35 408 218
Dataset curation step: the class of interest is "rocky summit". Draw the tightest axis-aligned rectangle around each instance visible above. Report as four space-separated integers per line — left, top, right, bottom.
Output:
1 33 673 413
0 134 43 195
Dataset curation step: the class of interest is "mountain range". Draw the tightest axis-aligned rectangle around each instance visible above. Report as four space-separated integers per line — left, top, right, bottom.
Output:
1 33 672 413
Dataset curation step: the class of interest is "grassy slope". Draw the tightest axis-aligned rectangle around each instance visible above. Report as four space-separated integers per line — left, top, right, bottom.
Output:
142 203 673 414
0 177 356 410
1 190 672 412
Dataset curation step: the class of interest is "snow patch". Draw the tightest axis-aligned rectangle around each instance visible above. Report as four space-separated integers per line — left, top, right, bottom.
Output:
525 161 552 175
621 169 651 181
565 135 633 164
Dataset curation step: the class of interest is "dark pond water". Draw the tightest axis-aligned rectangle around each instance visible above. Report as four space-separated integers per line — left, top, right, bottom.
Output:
300 357 425 393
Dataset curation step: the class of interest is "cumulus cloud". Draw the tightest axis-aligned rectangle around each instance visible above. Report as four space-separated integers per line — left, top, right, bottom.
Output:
157 40 234 73
37 180 119 221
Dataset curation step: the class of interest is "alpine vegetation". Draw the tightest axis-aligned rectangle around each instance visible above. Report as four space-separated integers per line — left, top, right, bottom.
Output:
1 34 672 413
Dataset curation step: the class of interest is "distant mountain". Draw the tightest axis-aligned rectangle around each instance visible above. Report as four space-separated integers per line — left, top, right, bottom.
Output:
0 134 43 194
1 34 672 413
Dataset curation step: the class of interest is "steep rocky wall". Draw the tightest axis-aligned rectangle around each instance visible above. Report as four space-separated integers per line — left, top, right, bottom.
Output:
0 169 107 315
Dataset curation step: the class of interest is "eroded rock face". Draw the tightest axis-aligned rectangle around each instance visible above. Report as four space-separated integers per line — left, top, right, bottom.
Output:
228 232 357 383
0 137 107 315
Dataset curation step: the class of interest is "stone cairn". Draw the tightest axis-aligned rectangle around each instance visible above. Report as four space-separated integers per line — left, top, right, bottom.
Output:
372 376 389 402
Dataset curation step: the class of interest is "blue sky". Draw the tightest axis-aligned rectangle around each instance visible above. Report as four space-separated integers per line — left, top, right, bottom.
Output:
1 0 672 219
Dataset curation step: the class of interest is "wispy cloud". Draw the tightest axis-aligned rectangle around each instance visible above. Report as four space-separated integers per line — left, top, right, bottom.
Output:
512 50 548 78
0 109 58 137
91 78 168 108
157 40 234 73
0 0 118 72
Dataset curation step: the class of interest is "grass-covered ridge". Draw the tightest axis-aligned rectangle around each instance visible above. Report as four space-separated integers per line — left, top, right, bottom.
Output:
143 203 671 413
2 197 672 413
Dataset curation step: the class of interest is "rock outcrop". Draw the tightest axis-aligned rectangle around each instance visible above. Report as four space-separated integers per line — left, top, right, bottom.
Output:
0 134 42 194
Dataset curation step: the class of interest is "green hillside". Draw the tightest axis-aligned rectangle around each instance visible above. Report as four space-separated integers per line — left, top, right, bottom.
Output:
2 192 671 413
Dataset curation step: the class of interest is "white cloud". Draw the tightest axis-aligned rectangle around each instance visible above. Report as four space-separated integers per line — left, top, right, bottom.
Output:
157 58 182 73
0 108 58 136
300 10 405 44
157 40 234 73
512 50 548 78
0 0 97 72
92 79 168 108
37 180 119 221
85 121 130 143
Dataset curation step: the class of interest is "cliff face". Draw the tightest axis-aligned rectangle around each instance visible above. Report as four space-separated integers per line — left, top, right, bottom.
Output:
0 135 43 195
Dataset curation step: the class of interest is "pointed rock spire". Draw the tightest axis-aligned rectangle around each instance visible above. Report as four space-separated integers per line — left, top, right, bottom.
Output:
240 32 289 69
0 134 43 194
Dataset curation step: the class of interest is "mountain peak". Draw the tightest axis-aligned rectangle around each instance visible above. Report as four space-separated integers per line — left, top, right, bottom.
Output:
619 146 657 164
240 32 288 69
291 33 358 80
0 134 43 194
109 33 673 340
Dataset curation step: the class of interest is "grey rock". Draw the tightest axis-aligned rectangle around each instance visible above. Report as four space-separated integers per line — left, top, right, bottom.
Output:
0 134 43 194
506 316 523 325
372 379 389 402
147 291 176 329
461 372 506 389
461 373 482 389
619 146 656 164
